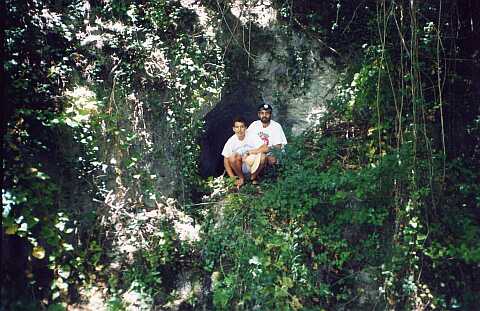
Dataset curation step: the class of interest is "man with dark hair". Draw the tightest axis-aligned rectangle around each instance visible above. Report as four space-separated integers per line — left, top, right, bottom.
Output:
222 116 268 188
247 103 287 166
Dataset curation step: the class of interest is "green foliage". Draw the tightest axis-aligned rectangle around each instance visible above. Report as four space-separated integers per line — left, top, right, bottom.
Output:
2 109 99 308
63 0 227 204
198 3 480 304
201 126 478 309
201 135 399 309
4 0 81 109
3 0 479 310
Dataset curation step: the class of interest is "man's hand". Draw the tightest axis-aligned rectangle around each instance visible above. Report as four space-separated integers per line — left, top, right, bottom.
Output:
235 177 245 189
250 144 268 155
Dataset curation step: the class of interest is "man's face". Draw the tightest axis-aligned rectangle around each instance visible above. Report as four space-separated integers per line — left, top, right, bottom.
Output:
258 109 272 124
233 121 246 139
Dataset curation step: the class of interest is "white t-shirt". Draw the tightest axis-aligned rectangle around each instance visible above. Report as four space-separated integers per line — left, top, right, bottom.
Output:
221 133 264 157
247 120 287 147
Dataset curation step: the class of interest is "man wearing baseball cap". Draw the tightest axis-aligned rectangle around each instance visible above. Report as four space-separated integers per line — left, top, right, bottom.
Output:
247 103 287 166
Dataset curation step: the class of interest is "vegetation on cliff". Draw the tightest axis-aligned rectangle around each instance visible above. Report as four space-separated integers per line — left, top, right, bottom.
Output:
2 0 479 310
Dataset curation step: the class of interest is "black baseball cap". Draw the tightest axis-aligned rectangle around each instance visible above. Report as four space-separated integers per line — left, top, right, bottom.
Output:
257 103 273 112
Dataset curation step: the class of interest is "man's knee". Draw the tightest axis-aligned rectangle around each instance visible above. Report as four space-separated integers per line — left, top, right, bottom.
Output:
228 154 242 165
259 153 267 165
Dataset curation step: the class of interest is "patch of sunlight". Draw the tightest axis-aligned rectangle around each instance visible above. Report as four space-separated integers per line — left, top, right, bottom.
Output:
69 285 107 311
122 282 153 310
180 0 217 38
162 197 201 242
144 49 169 78
230 0 276 28
2 190 14 217
306 105 327 128
118 243 138 254
65 86 99 123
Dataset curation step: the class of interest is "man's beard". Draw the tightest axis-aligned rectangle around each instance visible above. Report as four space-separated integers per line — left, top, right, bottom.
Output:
261 117 270 123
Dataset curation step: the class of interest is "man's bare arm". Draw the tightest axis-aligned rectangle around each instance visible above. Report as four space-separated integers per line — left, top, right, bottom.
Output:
248 144 269 155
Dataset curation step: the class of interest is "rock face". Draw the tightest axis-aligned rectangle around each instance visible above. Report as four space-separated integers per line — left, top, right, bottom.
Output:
254 30 338 135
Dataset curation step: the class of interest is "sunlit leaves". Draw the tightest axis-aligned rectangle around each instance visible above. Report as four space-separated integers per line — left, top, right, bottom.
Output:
32 246 46 259
64 86 100 124
5 224 18 235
